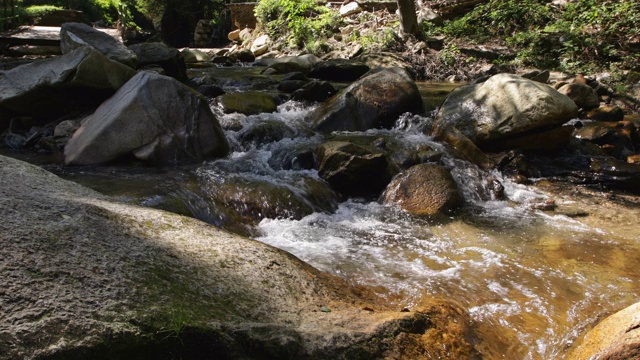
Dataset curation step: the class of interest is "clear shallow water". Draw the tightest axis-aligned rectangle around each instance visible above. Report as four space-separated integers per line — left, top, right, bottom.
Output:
256 189 640 359
11 69 638 359
200 100 640 359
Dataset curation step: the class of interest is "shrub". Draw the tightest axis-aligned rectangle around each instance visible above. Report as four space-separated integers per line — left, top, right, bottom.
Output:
22 5 63 18
254 0 341 49
432 0 640 72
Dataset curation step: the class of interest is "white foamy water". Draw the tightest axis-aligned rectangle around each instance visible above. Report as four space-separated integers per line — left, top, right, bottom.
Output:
256 186 639 359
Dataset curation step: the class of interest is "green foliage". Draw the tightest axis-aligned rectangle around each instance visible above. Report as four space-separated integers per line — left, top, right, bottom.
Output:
348 26 400 52
430 0 640 72
254 0 341 49
20 0 119 25
22 5 63 18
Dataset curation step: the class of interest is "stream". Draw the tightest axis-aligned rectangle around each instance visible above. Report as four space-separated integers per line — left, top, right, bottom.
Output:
8 66 640 359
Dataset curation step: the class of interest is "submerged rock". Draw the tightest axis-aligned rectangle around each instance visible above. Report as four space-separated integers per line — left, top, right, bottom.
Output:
382 163 463 216
64 71 229 165
0 154 482 359
60 22 138 68
568 301 640 360
308 67 423 133
0 46 136 126
316 141 395 197
434 73 578 146
217 91 279 116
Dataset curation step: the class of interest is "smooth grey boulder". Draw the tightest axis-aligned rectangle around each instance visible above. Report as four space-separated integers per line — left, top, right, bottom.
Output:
308 67 423 133
434 73 579 146
0 154 481 359
64 71 229 165
60 22 138 68
0 46 136 125
129 42 188 82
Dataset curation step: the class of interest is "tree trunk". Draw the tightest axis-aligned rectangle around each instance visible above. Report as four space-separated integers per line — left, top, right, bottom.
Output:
397 0 419 36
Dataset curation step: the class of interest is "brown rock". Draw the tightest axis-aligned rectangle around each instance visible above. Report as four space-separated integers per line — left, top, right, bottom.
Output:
568 301 640 360
558 82 600 110
316 141 395 197
382 163 463 216
585 106 625 122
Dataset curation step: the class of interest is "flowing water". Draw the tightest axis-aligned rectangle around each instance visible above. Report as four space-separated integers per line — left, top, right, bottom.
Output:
204 96 640 359
11 68 640 359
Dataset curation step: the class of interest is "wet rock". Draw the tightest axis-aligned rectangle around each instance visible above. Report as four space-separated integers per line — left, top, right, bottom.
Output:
0 46 136 126
382 163 463 216
263 61 311 75
309 59 370 82
196 84 225 98
64 71 229 165
316 141 395 197
488 125 574 152
60 22 137 68
568 301 640 360
434 73 579 146
290 80 337 103
0 155 481 359
585 105 625 122
237 120 296 147
216 91 279 115
277 79 308 93
198 172 339 227
129 42 188 82
229 48 255 63
433 126 496 170
574 120 639 159
308 67 423 133
557 82 600 110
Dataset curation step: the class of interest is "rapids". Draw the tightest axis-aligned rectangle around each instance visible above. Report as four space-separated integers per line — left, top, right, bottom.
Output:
8 68 638 359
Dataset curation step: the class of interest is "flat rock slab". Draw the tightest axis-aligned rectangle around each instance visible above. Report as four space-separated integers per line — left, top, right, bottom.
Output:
0 25 120 46
0 155 481 359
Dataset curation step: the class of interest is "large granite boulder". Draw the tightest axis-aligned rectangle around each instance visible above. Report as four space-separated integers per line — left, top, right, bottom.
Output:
381 163 463 216
64 71 229 165
0 46 136 126
0 154 481 359
129 42 188 82
316 141 395 197
60 22 138 69
434 73 579 146
568 301 640 360
308 67 423 133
